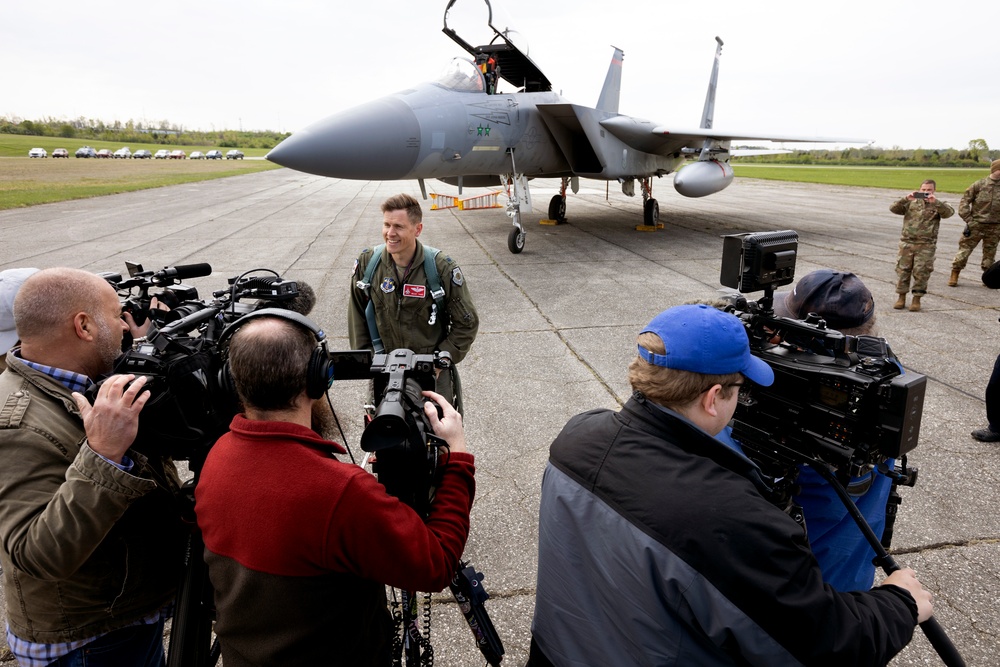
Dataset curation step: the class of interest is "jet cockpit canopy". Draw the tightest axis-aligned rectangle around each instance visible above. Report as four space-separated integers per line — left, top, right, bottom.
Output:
434 58 486 93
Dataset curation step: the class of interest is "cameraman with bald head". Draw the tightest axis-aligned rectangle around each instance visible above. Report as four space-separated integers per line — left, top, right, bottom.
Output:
0 268 185 667
195 313 475 666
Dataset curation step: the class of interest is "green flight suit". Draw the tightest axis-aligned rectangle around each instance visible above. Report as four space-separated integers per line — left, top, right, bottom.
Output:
348 241 479 412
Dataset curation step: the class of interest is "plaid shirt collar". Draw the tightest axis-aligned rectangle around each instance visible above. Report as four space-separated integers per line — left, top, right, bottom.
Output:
15 351 93 394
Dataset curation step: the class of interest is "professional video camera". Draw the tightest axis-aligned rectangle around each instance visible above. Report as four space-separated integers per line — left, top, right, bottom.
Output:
361 348 452 516
717 231 926 487
91 262 314 464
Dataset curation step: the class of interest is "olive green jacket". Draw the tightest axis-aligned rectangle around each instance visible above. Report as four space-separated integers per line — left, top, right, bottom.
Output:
348 241 479 364
0 352 185 643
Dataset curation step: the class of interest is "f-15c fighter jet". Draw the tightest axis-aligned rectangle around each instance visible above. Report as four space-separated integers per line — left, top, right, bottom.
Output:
267 0 861 254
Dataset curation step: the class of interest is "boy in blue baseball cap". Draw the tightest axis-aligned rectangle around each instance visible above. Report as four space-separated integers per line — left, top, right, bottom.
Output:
529 304 931 667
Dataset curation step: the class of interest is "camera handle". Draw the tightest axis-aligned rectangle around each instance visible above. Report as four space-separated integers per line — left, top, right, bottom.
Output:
809 463 965 667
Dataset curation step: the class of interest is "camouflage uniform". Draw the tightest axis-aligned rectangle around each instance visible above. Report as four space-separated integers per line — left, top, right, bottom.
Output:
952 176 1000 272
349 240 479 410
890 196 954 294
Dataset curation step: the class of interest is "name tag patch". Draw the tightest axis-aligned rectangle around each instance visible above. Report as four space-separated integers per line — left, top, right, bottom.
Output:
403 284 426 298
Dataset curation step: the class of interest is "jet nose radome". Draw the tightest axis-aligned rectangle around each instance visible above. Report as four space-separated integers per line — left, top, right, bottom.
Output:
267 96 421 179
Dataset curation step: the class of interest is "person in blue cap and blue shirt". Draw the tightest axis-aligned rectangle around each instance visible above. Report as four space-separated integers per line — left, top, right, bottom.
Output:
770 268 895 594
528 303 930 667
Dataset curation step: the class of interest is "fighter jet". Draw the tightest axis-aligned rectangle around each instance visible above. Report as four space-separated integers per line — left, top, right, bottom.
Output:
267 0 860 254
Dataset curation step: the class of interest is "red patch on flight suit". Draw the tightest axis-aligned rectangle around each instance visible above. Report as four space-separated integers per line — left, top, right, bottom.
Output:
403 284 426 298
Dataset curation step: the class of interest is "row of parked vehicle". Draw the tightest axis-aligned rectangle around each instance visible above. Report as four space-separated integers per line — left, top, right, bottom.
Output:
28 147 246 160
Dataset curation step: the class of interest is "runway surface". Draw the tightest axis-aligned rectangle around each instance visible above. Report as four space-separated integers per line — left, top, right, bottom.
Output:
1 169 998 666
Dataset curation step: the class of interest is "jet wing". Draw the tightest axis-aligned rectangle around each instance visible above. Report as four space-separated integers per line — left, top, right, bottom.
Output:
600 116 868 157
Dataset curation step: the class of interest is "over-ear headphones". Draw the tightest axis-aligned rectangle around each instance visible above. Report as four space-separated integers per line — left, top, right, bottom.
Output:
217 308 333 401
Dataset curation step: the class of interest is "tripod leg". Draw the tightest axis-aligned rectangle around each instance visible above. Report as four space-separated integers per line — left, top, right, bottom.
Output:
809 463 966 667
167 531 218 667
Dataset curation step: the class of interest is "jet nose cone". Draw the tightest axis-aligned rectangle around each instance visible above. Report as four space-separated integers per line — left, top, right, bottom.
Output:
267 96 421 179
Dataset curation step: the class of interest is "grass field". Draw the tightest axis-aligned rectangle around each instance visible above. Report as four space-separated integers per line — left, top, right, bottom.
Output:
731 164 982 194
0 157 281 209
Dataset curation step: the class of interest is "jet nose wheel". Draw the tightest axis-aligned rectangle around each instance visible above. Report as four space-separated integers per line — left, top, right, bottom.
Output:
643 199 659 227
508 227 525 254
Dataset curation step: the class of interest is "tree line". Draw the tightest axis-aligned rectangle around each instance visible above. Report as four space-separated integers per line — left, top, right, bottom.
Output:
0 115 289 150
734 139 997 168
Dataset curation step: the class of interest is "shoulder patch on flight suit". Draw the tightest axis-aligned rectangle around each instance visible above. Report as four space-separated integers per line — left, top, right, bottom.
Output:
352 258 359 275
451 267 464 286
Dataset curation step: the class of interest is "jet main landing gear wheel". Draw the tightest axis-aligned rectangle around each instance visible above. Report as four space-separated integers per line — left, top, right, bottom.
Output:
643 199 659 227
548 194 567 222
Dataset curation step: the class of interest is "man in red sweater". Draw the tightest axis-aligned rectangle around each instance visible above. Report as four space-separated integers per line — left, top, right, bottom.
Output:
195 313 475 667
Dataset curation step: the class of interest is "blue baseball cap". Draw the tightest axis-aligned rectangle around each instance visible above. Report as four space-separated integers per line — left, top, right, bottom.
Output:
638 304 774 386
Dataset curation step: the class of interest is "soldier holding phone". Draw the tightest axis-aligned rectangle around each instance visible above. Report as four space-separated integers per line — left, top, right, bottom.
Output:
890 179 954 311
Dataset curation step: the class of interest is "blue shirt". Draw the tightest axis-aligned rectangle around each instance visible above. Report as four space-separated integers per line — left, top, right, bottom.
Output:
719 423 892 592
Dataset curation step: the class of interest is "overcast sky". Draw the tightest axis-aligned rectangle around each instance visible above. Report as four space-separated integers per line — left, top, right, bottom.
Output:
4 0 996 150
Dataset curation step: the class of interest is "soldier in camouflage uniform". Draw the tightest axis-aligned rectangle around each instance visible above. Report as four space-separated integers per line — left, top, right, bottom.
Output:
890 179 954 311
349 193 479 413
949 159 1000 287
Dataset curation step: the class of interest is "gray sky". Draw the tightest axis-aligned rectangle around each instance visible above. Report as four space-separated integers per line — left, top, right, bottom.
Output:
4 0 996 150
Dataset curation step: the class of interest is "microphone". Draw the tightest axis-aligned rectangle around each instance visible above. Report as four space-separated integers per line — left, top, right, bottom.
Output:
152 263 212 284
251 279 316 315
282 280 316 315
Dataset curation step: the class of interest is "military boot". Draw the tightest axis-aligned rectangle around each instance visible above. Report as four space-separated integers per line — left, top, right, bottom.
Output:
909 294 922 312
893 294 906 309
948 269 960 287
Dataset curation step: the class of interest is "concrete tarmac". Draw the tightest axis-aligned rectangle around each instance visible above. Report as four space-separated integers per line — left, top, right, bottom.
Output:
1 169 997 666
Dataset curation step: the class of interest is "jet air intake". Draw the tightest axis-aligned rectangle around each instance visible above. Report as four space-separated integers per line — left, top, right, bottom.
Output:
673 160 734 198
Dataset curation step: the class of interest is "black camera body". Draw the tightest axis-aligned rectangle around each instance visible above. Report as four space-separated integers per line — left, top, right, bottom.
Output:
92 263 320 465
912 191 929 199
719 232 926 481
729 329 925 476
362 349 453 517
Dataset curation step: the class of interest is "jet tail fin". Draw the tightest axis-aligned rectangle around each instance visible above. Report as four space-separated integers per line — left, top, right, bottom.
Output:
699 37 724 130
596 47 624 114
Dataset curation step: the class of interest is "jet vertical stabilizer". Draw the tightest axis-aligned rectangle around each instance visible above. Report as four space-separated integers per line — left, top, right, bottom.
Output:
699 37 724 130
596 48 624 114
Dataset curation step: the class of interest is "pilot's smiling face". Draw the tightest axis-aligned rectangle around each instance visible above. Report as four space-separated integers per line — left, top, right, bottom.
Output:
382 209 422 261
